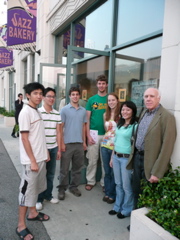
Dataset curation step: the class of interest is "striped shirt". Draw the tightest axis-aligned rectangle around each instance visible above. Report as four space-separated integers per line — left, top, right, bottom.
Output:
38 106 61 149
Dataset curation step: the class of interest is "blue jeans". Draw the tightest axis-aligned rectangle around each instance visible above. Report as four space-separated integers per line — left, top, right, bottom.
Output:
112 154 134 216
38 147 58 202
101 147 116 199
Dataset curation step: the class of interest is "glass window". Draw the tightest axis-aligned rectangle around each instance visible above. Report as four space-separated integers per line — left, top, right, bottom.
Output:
76 0 113 51
41 65 66 111
114 37 162 115
117 0 165 45
56 0 113 64
55 28 70 65
71 55 109 101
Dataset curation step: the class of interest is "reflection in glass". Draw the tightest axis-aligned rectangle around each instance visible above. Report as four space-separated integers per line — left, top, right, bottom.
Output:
42 66 66 111
72 52 97 63
114 37 162 115
77 0 112 51
71 55 109 101
56 28 70 65
117 0 164 45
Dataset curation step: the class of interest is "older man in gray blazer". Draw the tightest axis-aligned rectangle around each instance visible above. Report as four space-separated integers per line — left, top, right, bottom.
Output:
127 88 176 209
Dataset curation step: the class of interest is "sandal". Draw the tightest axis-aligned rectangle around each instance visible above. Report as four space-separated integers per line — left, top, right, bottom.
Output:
85 184 95 191
27 212 50 221
16 227 34 240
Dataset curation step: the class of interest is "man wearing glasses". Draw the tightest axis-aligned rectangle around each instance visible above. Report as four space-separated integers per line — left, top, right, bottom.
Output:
36 87 62 210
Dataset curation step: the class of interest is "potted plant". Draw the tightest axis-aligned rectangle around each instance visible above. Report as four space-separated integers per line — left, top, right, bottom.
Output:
130 167 180 240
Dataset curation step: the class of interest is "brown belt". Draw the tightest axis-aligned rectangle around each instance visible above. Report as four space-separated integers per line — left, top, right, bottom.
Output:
114 151 130 158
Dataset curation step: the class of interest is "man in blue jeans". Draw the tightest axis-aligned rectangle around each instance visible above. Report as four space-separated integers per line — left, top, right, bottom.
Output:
36 87 62 210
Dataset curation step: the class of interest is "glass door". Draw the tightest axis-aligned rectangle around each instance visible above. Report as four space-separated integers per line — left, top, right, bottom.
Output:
66 45 110 103
40 63 66 111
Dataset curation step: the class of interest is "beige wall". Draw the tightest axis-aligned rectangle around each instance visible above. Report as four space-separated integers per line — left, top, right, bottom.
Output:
159 0 180 167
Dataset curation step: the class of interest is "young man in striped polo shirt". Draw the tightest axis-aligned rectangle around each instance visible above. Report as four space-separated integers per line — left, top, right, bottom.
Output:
36 87 62 210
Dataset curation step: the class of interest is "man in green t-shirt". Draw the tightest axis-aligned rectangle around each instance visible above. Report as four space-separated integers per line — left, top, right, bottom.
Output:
85 75 108 191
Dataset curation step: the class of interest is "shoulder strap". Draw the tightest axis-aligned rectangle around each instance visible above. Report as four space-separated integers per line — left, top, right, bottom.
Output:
131 122 137 145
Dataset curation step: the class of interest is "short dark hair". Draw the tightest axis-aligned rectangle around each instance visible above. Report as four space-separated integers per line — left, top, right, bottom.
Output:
44 87 56 96
117 101 137 128
23 82 45 95
69 87 80 96
18 93 23 97
96 74 108 83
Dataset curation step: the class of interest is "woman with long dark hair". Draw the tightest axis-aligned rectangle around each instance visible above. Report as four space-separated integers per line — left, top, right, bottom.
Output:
109 101 137 218
101 93 120 203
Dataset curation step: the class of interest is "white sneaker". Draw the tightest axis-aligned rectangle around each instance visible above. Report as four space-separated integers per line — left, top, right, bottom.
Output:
49 198 59 204
36 202 43 210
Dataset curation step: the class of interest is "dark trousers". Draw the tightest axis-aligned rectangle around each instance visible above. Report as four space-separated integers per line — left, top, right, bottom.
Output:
58 143 84 191
132 151 146 209
38 147 58 202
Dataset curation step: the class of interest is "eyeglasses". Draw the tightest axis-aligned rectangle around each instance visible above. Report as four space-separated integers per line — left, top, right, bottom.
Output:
45 95 55 99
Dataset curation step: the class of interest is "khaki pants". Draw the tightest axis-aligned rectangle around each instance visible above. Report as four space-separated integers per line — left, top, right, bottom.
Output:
58 143 84 191
86 135 105 186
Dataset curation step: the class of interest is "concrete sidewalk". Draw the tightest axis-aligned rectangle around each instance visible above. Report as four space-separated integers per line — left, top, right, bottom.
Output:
0 116 130 240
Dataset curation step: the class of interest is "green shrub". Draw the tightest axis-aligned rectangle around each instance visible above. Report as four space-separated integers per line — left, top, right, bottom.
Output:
3 110 15 117
0 107 6 115
138 167 180 239
0 107 15 117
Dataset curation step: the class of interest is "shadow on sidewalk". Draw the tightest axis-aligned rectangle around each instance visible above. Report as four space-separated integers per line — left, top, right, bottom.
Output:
0 139 51 240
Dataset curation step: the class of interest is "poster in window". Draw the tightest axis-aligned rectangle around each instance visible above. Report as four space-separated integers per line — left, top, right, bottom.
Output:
82 90 87 100
119 89 126 102
131 79 159 116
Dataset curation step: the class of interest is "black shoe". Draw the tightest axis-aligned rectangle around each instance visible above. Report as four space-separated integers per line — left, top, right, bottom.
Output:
109 210 117 215
11 134 17 138
107 198 115 204
69 188 81 197
127 225 130 231
102 196 109 202
117 212 126 219
58 190 65 200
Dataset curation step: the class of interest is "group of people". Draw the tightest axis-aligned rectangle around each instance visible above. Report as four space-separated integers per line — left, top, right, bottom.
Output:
15 75 176 240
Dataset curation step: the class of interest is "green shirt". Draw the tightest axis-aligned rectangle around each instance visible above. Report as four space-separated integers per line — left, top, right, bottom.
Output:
86 94 107 135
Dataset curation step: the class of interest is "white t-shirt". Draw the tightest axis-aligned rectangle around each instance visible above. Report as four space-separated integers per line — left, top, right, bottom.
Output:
38 106 62 149
19 105 47 165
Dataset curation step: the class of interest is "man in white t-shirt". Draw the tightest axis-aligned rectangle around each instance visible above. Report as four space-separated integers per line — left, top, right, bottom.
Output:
36 87 62 211
16 82 50 240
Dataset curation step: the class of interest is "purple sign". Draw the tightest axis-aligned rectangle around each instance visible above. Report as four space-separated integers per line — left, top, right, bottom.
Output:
0 48 13 68
63 23 85 57
7 0 36 46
